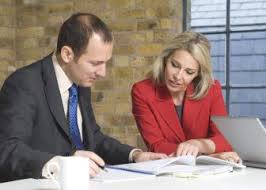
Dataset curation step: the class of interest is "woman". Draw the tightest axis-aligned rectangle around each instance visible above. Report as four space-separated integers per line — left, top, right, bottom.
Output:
131 31 240 162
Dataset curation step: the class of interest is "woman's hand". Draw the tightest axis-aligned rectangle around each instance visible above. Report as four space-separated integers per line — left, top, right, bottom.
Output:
209 151 241 163
171 139 216 157
175 139 201 157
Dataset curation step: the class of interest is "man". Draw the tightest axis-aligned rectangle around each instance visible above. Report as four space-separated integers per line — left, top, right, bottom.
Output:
0 13 166 182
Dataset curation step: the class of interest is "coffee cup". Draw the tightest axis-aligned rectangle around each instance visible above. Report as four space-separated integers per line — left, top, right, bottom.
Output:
46 156 89 190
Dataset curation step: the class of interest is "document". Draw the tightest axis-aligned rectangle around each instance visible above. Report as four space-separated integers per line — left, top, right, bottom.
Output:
92 167 154 183
106 155 245 176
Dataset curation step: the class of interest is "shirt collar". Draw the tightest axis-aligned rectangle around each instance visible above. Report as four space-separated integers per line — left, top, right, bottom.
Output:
52 53 73 94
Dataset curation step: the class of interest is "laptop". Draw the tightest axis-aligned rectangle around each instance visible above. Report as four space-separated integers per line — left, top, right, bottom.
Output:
211 116 266 169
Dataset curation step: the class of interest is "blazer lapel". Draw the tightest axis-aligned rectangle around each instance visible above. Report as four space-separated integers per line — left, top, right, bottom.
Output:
42 54 70 141
154 85 186 142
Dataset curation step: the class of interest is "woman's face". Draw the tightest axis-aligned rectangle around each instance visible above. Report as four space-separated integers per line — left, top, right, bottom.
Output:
164 50 199 96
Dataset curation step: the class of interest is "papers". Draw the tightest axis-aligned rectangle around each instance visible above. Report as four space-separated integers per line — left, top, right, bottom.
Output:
196 155 246 169
92 167 154 183
106 156 196 175
106 155 245 176
157 165 233 177
92 155 245 182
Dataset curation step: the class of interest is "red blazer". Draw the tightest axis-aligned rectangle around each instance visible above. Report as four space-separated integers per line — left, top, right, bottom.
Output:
131 79 232 155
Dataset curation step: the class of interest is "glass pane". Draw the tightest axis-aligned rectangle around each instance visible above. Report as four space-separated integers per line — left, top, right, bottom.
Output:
230 89 266 126
191 0 226 32
222 89 227 103
231 0 266 31
230 31 266 87
207 34 226 85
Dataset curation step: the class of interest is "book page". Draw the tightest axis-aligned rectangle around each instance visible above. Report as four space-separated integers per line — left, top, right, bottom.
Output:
107 155 196 174
196 155 246 169
92 168 154 183
156 165 233 176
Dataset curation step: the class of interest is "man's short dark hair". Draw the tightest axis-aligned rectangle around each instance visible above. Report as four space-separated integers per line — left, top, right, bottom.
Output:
56 13 113 58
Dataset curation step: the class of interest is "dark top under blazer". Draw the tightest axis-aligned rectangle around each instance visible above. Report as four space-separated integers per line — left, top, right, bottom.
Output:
132 79 232 155
0 54 133 182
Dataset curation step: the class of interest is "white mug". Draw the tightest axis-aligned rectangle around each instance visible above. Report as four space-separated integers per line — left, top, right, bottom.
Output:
46 156 90 190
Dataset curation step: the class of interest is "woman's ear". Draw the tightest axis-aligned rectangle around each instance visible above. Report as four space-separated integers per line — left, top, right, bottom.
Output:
60 46 74 63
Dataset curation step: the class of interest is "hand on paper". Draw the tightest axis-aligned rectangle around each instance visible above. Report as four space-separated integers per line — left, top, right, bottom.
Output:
175 139 200 157
209 151 241 163
74 150 105 177
132 151 168 163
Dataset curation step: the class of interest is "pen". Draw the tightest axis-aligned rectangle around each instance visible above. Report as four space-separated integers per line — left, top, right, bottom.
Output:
98 165 108 172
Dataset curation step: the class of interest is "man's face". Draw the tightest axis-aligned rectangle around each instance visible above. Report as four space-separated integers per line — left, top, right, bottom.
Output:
64 33 113 87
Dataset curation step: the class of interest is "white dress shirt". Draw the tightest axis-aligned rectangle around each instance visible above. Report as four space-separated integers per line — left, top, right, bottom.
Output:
52 53 83 139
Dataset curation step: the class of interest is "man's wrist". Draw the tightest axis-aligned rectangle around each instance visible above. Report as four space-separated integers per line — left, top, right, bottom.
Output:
129 148 143 162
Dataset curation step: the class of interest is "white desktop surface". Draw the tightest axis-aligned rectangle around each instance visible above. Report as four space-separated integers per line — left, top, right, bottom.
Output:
0 167 265 190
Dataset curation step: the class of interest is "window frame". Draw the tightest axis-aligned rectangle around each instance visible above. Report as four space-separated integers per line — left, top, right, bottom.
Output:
184 0 266 113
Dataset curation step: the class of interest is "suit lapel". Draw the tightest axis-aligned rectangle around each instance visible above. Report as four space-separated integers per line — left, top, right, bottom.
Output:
154 85 186 142
42 54 70 141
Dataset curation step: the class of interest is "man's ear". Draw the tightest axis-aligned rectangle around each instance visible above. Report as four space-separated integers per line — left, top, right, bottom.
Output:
60 46 74 63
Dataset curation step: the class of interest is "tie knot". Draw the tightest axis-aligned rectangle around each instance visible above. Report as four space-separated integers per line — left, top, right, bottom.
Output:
69 84 78 97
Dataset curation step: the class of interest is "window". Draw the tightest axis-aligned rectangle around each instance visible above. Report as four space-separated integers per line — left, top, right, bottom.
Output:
186 0 266 125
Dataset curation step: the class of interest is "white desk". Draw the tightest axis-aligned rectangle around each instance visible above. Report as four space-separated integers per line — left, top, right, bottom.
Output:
0 167 265 190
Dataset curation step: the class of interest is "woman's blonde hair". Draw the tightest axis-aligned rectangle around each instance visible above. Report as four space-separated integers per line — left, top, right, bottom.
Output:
150 31 213 100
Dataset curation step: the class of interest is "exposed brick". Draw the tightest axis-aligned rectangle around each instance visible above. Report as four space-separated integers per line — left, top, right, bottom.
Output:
154 30 176 43
94 103 115 114
45 25 60 36
94 80 113 90
0 28 15 38
0 6 15 16
137 20 159 30
104 115 135 127
91 91 104 103
112 67 133 79
131 56 154 66
16 38 38 49
132 66 153 82
116 9 145 19
16 4 44 16
45 2 73 14
16 27 45 38
132 31 154 43
160 18 174 29
16 48 45 60
110 20 136 31
115 103 131 114
0 0 15 5
0 38 14 48
113 55 129 67
0 16 15 27
136 43 163 56
113 45 134 55
16 15 36 27
107 0 135 9
136 0 172 8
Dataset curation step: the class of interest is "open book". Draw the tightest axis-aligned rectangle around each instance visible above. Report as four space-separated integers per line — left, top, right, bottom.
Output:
105 155 245 176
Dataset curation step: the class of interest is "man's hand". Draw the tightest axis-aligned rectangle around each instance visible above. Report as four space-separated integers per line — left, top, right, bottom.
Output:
209 151 241 163
132 151 167 163
74 150 105 177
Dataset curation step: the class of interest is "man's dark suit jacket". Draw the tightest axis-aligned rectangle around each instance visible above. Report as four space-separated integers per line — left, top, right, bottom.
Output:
0 54 133 182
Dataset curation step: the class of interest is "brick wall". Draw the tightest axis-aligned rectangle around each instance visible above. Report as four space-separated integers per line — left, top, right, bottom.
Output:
0 0 16 85
0 0 183 148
